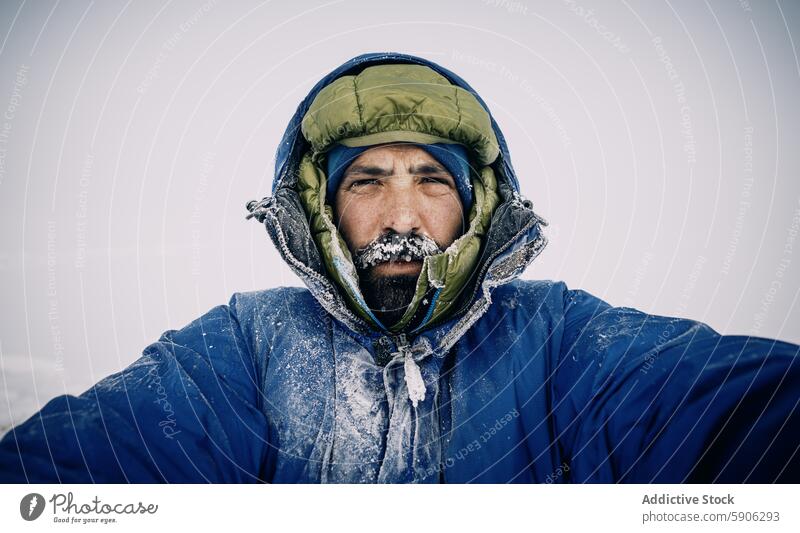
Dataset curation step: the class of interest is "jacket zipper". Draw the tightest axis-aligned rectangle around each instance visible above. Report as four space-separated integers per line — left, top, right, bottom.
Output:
460 208 545 317
437 213 547 353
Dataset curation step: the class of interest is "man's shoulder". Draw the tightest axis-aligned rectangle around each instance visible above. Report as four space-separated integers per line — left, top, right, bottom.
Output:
498 278 567 294
226 286 329 358
228 285 317 316
491 278 570 307
488 279 617 325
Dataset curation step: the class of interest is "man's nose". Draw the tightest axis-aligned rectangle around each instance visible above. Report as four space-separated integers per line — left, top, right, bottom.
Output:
381 186 422 235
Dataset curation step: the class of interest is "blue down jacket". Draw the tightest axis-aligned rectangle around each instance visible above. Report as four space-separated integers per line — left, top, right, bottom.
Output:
1 53 798 483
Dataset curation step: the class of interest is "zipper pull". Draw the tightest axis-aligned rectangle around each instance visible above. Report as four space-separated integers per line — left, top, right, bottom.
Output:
245 196 272 222
394 334 426 408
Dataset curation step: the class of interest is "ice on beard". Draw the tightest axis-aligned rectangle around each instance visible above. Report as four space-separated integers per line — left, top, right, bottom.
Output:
355 234 440 270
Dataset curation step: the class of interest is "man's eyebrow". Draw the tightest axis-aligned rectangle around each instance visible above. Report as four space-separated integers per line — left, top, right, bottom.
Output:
409 163 449 175
344 162 450 177
344 165 393 177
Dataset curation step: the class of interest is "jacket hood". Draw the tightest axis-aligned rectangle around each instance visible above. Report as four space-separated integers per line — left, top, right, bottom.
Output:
296 62 503 333
247 52 548 343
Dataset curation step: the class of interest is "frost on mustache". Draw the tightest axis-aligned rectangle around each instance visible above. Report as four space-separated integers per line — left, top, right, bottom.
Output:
353 233 441 270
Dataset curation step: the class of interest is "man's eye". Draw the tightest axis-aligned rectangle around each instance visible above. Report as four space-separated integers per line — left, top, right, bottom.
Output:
349 178 379 189
421 176 451 186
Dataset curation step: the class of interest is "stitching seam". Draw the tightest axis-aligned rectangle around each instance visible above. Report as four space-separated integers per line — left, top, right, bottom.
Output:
353 76 365 134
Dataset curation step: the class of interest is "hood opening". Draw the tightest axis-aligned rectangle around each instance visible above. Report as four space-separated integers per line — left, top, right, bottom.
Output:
294 62 502 332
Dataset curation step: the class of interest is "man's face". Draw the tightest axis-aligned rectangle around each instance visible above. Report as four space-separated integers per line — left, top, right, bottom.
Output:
333 143 465 323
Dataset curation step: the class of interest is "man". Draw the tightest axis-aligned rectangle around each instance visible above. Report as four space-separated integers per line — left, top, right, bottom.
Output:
1 52 798 483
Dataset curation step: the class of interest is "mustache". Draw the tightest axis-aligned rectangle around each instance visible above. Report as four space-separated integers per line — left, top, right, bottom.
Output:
353 232 442 270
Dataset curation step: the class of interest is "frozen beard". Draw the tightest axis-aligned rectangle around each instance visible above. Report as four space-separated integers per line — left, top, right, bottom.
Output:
353 232 442 327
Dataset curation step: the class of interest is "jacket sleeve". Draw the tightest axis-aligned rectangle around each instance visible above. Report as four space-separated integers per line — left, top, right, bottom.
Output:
555 288 800 483
0 297 273 483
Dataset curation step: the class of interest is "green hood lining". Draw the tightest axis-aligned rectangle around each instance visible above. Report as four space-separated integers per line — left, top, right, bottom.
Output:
300 64 500 167
296 152 499 332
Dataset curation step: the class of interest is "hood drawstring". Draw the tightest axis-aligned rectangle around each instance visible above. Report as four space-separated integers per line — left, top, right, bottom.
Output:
378 333 440 483
392 334 428 408
403 352 426 408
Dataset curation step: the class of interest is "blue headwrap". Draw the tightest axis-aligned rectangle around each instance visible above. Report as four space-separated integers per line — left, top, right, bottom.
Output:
325 143 473 207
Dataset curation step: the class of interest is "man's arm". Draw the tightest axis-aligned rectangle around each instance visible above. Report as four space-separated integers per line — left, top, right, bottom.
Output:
0 297 273 482
555 288 800 482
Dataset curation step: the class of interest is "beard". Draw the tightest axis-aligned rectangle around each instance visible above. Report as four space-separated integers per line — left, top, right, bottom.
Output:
353 231 442 327
359 270 419 327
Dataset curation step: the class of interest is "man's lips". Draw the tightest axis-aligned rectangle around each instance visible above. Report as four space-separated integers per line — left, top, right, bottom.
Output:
372 259 424 275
